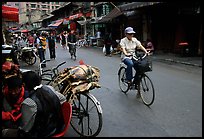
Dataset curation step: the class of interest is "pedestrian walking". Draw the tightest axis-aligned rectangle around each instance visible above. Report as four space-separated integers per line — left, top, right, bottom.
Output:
61 31 67 49
27 33 34 47
67 30 77 59
48 32 56 59
104 32 112 57
36 33 46 68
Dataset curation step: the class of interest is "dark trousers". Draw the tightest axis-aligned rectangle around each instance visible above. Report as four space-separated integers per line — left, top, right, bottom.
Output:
49 47 55 59
105 44 111 55
38 48 46 67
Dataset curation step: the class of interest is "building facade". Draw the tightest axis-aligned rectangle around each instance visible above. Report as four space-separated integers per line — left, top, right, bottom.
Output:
6 2 64 24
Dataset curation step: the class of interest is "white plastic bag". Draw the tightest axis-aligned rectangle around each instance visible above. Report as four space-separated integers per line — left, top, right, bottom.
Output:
103 45 106 53
103 45 113 53
110 45 113 52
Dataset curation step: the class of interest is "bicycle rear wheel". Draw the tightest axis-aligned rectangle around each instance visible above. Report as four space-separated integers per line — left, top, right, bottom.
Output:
138 74 155 106
70 92 103 137
118 67 130 93
25 55 36 65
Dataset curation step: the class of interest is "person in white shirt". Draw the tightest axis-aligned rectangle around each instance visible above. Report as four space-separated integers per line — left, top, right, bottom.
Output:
120 27 149 85
96 30 101 39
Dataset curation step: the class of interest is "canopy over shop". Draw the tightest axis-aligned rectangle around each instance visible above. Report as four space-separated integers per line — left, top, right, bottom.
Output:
2 5 19 22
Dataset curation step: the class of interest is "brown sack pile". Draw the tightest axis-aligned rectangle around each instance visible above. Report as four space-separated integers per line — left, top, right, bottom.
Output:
53 64 101 97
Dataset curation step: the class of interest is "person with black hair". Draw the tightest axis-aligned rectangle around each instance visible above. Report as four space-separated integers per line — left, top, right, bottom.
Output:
2 71 67 137
18 71 66 137
48 32 56 59
2 62 28 137
2 75 27 129
36 33 46 68
67 30 77 59
104 32 112 57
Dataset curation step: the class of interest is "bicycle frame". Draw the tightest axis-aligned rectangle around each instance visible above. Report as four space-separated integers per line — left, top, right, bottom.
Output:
51 66 103 137
118 52 155 106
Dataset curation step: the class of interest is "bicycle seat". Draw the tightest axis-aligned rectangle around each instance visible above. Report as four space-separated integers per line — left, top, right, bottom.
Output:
52 102 72 137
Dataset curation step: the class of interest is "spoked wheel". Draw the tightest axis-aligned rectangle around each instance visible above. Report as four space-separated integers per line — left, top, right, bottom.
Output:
70 48 77 60
118 67 130 93
71 92 103 137
138 74 155 106
25 56 36 65
15 51 21 61
76 41 82 49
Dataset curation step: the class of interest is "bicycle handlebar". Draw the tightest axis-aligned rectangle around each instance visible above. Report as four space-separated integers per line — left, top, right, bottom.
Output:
54 61 66 70
40 59 51 65
67 42 76 45
126 53 148 61
40 61 66 81
132 53 147 61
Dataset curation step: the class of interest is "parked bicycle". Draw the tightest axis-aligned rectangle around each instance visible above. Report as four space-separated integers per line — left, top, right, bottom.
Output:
38 59 66 88
76 39 89 49
13 44 38 65
118 52 155 106
39 62 103 137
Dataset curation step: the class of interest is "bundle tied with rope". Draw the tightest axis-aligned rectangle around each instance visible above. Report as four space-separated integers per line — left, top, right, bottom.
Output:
53 64 101 102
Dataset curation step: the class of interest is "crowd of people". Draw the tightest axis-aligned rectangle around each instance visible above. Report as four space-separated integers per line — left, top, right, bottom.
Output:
2 30 66 137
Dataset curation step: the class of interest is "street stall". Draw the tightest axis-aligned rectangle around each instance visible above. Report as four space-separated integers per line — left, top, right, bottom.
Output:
2 5 19 22
2 5 19 45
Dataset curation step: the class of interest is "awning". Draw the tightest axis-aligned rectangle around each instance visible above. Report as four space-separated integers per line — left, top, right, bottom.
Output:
37 27 53 31
2 5 19 22
119 2 161 11
48 19 63 28
95 2 161 23
64 13 83 21
21 29 29 33
97 7 123 23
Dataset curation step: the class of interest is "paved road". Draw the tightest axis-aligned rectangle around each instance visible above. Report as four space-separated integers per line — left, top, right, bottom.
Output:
20 44 202 137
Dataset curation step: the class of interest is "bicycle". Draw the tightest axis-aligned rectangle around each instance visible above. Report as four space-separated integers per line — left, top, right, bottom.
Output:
118 52 155 106
76 39 89 49
37 59 66 90
67 42 77 60
41 63 103 137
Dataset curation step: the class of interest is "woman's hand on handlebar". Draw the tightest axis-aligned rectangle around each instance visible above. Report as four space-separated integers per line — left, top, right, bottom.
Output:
125 54 132 57
144 50 151 56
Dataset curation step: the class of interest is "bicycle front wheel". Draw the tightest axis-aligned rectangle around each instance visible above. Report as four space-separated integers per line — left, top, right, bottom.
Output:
25 55 36 65
71 92 103 137
118 67 130 93
139 74 155 106
76 42 82 49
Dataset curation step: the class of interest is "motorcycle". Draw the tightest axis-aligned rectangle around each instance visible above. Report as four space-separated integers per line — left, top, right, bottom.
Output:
13 44 38 65
2 44 19 65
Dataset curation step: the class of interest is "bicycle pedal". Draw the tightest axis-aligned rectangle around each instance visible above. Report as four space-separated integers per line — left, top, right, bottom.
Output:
129 84 135 90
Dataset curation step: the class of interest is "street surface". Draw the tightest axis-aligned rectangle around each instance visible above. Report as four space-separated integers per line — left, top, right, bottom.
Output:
20 43 202 137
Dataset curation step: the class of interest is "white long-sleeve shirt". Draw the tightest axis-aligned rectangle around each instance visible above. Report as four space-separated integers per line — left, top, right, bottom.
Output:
120 37 142 61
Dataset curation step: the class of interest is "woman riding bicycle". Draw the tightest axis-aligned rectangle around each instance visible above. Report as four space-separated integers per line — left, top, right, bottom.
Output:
67 30 77 59
120 27 149 85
